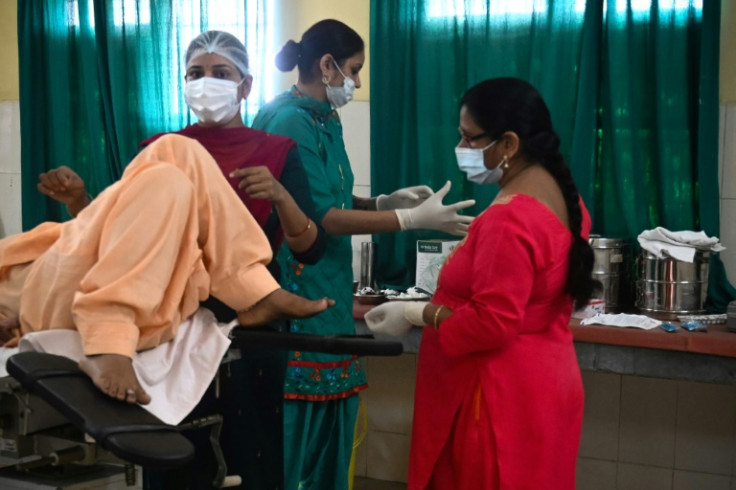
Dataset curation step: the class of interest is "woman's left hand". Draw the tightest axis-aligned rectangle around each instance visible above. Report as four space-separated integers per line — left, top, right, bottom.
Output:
230 166 286 203
364 302 429 337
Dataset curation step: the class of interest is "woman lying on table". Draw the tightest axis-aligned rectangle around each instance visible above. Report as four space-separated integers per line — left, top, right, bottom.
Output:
0 134 332 405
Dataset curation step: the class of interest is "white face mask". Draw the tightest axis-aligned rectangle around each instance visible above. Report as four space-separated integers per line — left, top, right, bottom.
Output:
325 60 355 109
184 77 242 125
455 140 503 184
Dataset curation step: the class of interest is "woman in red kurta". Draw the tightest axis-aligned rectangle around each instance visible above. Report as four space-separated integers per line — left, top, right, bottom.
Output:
366 77 600 489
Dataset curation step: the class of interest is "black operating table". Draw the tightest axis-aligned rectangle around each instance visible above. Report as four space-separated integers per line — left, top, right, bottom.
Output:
0 326 401 488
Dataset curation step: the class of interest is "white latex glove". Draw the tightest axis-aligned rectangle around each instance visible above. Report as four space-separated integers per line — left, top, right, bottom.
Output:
364 301 429 337
376 185 434 211
395 181 475 236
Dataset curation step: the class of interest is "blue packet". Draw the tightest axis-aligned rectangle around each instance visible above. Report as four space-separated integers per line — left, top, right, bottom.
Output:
681 320 707 332
659 322 677 333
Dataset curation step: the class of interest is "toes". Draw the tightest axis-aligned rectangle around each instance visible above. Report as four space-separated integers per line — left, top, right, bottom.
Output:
79 355 149 404
137 389 152 405
125 389 137 404
109 381 127 401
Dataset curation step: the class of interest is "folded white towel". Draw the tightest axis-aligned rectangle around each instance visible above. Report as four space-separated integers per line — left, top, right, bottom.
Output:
8 307 235 425
637 227 725 262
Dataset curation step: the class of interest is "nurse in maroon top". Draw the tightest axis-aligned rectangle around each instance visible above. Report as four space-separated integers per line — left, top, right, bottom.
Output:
366 77 601 490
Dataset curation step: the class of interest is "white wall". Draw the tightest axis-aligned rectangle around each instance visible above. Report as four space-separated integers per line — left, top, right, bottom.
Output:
719 103 736 281
338 101 374 281
0 101 21 238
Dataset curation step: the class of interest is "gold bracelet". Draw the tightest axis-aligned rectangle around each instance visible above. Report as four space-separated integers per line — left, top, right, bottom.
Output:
285 218 312 239
433 305 445 330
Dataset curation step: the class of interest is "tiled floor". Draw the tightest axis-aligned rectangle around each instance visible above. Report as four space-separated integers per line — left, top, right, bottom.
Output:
354 476 407 489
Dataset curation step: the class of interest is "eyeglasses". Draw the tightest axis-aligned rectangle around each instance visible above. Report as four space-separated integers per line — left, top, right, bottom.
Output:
459 131 489 145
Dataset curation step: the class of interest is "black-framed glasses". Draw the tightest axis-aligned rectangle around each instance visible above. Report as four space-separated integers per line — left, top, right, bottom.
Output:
459 132 489 145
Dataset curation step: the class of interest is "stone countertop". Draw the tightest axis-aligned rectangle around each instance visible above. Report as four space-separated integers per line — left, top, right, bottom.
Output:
569 318 736 358
353 299 736 385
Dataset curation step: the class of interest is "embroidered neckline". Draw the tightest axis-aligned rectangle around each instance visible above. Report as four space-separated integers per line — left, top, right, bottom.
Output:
286 86 339 122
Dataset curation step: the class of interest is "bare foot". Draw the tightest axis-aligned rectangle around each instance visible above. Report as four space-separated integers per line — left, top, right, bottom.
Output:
79 354 151 405
237 288 335 327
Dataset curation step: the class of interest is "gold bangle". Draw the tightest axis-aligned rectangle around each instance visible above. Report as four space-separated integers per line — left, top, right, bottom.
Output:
285 218 311 239
433 305 445 330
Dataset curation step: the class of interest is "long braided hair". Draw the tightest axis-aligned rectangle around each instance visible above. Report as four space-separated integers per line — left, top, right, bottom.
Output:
460 78 601 310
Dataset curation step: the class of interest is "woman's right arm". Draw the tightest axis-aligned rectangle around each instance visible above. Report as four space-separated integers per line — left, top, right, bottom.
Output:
255 109 404 235
321 181 473 237
255 106 472 237
320 207 402 235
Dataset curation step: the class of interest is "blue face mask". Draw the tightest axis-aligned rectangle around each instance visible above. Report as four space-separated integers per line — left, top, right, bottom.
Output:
455 140 502 184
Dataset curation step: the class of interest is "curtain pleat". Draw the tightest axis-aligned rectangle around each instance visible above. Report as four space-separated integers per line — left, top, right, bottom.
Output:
369 0 729 310
18 0 271 229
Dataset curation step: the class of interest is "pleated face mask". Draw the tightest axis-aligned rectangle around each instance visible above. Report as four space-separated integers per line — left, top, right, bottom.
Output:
184 77 243 125
455 140 501 184
325 59 356 109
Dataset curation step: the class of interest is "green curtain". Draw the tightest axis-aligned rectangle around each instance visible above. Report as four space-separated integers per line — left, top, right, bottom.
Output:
370 0 730 310
18 0 274 229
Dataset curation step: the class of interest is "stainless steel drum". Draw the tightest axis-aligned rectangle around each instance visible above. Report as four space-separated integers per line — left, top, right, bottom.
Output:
589 236 628 312
635 250 710 319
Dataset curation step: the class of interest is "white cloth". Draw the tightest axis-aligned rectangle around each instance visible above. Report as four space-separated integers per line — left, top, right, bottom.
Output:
3 307 234 425
637 227 725 263
0 346 19 377
580 313 662 330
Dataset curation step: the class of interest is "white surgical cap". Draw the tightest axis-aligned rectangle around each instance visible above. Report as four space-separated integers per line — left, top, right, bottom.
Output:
185 31 250 77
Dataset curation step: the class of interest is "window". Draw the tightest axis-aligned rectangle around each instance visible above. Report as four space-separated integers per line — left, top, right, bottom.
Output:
426 0 702 22
171 0 278 120
64 0 278 123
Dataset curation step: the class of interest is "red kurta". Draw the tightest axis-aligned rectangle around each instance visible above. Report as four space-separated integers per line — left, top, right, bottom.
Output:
410 194 590 490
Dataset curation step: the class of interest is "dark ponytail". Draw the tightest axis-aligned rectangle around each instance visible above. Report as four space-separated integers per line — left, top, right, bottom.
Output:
274 40 301 72
461 78 601 310
274 19 364 82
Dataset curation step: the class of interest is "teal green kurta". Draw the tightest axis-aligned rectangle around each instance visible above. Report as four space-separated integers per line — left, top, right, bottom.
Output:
252 87 367 400
253 87 366 490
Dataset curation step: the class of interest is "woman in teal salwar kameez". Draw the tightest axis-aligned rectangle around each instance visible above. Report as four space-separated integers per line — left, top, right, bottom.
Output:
253 19 475 490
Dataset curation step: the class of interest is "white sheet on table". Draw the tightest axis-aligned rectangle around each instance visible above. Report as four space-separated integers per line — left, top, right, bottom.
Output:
0 307 236 425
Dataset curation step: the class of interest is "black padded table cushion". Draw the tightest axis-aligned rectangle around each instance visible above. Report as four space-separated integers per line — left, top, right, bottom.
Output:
6 351 195 469
229 327 404 356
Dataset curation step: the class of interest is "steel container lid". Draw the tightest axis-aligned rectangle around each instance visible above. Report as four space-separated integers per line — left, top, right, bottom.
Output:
589 235 627 248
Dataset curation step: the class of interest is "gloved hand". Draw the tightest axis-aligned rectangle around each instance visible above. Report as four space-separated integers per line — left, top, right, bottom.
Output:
376 185 434 211
364 301 429 337
395 181 475 236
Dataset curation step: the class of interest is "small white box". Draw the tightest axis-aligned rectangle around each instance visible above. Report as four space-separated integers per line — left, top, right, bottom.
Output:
571 298 606 319
415 239 460 294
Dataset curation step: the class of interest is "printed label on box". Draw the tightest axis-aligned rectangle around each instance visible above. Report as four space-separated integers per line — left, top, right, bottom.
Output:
416 240 460 294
